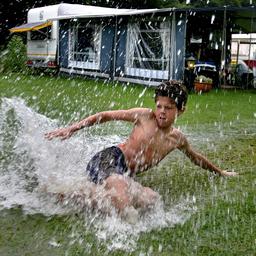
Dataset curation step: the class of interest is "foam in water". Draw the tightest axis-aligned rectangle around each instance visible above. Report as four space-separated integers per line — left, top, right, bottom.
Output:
0 97 197 251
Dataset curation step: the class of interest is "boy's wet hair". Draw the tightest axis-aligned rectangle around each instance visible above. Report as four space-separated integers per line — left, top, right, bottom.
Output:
155 80 188 110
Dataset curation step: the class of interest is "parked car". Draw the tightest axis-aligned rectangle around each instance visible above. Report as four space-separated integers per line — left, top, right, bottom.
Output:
194 63 219 88
184 62 219 91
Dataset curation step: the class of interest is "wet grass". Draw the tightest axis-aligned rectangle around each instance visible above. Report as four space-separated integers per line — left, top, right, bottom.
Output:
0 73 256 255
0 73 154 124
137 135 256 255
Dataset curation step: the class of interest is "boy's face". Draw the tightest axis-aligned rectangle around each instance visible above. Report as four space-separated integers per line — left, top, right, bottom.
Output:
155 96 183 129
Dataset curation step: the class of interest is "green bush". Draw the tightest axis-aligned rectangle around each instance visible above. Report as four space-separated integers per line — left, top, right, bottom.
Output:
0 35 28 73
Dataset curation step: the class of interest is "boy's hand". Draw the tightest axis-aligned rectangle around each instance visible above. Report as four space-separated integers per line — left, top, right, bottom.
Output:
221 170 238 177
44 127 75 140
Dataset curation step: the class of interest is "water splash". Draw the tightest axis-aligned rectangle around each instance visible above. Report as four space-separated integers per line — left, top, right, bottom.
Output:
0 97 197 251
93 197 196 251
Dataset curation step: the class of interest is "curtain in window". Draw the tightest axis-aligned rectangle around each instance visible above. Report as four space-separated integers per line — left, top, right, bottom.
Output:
126 24 139 68
125 19 170 77
69 22 101 70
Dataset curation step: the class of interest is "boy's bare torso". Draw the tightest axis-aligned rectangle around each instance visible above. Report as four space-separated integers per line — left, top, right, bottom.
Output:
118 111 184 174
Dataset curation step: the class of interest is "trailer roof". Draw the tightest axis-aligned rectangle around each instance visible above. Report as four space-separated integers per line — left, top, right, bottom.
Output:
10 4 157 32
10 4 256 33
53 4 255 34
54 3 157 20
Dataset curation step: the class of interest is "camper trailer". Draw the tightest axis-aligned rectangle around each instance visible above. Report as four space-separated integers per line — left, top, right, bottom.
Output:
10 3 154 70
10 4 256 87
11 3 122 69
231 33 256 87
10 5 62 68
26 6 59 68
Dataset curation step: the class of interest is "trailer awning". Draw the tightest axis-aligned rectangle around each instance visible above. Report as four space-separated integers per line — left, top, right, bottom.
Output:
10 21 52 33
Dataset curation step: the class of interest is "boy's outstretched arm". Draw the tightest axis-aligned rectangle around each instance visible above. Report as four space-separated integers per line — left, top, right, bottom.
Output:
45 108 151 140
179 136 238 177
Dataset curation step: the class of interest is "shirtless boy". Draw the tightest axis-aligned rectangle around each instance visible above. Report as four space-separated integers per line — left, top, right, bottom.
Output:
45 80 237 212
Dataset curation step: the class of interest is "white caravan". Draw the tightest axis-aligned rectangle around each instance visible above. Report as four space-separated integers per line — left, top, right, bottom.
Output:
10 3 157 70
26 5 59 68
231 33 256 86
10 3 122 69
10 4 62 68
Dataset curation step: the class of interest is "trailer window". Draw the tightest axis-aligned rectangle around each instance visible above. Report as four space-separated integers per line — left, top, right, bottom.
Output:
126 21 170 71
30 26 52 40
69 23 101 69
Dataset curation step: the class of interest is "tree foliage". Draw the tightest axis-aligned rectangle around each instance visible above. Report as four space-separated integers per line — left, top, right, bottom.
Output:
1 35 27 73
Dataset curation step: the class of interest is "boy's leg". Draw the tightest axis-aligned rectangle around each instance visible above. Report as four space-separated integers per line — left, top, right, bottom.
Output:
85 147 159 212
104 174 132 211
103 174 160 211
133 186 160 209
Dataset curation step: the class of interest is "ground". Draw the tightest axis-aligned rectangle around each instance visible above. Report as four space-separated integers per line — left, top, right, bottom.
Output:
0 73 255 255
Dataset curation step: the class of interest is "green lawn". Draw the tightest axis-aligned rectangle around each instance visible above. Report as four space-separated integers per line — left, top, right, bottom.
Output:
0 73 255 255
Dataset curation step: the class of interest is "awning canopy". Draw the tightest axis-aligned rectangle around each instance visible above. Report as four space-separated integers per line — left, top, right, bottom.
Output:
54 7 157 20
9 21 52 33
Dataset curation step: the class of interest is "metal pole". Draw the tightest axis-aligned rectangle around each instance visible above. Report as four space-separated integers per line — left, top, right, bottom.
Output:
221 6 227 86
170 11 176 79
112 16 118 80
236 40 240 65
168 12 172 80
182 11 188 81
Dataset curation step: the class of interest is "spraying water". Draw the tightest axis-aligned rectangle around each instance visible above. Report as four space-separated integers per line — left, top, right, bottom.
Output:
0 97 197 251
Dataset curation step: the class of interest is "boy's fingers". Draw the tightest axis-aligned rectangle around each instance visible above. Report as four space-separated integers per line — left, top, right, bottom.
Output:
44 131 61 140
60 132 71 140
44 133 53 140
44 128 73 140
223 171 238 177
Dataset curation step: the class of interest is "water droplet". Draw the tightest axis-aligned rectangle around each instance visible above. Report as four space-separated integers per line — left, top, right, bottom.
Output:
109 102 115 108
139 87 147 98
211 15 215 24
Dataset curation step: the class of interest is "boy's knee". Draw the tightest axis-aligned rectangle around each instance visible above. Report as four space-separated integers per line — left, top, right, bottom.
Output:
104 175 131 211
143 187 159 200
135 187 159 209
104 174 128 191
110 192 131 211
